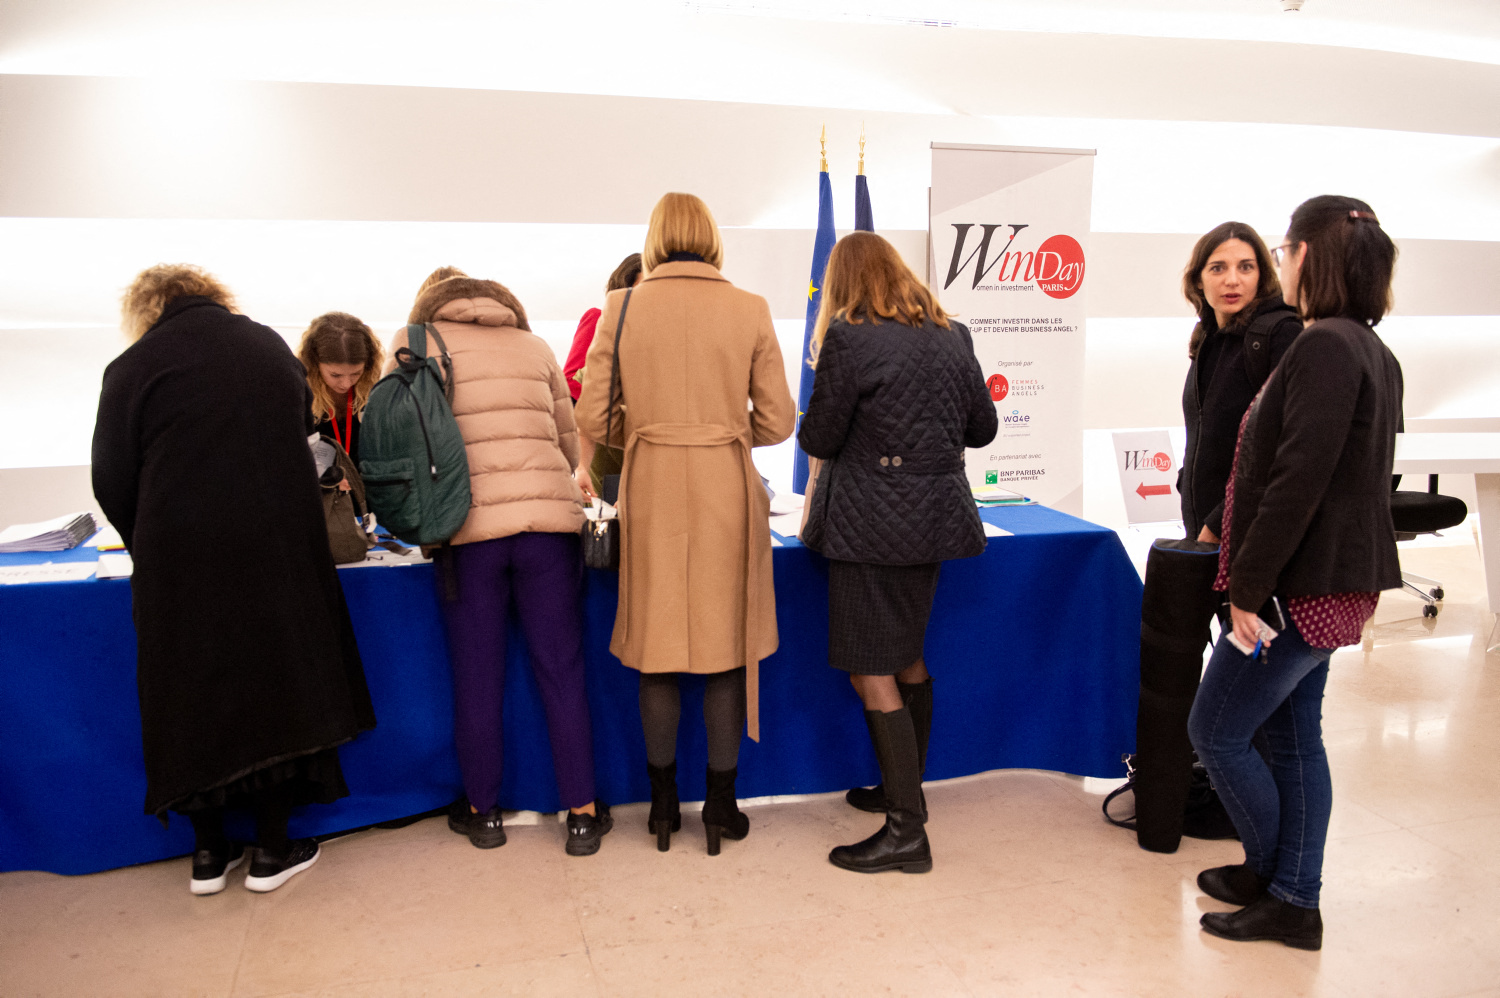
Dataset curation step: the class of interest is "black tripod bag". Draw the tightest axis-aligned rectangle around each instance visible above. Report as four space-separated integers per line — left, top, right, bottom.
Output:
1133 537 1223 852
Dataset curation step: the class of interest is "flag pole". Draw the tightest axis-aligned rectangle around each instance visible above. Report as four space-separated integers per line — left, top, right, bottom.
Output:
858 123 865 176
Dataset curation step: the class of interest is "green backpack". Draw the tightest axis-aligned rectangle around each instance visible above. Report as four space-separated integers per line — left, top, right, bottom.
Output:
358 324 472 545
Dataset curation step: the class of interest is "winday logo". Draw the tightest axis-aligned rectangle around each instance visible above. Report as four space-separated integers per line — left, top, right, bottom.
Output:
941 224 1086 299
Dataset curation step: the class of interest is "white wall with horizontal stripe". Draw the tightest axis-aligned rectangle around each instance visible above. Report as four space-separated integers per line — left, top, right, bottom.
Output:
2 1 1497 524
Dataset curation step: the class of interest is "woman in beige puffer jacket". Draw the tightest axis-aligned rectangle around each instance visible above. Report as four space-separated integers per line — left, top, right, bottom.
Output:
386 276 610 855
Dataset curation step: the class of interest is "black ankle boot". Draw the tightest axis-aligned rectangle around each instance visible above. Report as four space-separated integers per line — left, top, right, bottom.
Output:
830 708 932 874
1198 863 1272 906
845 678 933 816
702 766 750 856
1201 894 1322 950
646 761 681 852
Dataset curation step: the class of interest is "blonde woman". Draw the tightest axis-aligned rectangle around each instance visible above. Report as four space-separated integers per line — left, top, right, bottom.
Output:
297 312 384 463
576 193 795 855
91 265 374 895
797 232 997 874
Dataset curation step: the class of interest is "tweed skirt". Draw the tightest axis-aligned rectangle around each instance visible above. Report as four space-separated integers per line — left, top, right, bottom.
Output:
827 559 941 675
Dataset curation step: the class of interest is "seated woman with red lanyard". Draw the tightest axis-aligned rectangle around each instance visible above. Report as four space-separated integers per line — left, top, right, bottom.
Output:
297 312 384 464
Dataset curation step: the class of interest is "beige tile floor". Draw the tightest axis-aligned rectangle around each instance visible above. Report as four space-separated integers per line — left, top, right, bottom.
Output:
4 540 1500 997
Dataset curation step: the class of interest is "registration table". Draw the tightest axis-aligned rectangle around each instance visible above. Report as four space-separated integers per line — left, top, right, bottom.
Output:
0 504 1143 875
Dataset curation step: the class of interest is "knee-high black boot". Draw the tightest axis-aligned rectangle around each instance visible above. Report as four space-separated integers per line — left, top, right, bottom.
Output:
646 761 681 852
830 707 931 874
702 767 750 856
845 678 932 815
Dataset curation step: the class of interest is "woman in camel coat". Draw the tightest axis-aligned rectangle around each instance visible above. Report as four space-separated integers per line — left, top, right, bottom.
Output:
575 192 795 856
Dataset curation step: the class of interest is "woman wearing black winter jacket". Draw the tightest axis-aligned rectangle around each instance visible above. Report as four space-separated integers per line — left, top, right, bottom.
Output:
1179 222 1302 541
798 232 998 875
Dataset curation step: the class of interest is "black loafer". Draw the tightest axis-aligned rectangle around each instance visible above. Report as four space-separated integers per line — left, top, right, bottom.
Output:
1201 894 1323 950
1198 863 1272 906
190 842 245 896
565 801 614 856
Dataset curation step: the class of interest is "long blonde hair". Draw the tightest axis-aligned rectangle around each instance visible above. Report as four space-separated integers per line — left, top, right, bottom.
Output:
642 193 724 271
120 264 237 341
809 232 948 367
297 312 384 421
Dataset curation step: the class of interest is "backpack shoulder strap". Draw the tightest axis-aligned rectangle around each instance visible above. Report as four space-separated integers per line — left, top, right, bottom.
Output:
406 323 428 359
424 324 456 405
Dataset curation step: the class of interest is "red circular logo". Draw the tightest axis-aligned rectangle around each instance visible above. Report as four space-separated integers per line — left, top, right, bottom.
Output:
1036 234 1086 300
1152 452 1172 472
987 373 1009 401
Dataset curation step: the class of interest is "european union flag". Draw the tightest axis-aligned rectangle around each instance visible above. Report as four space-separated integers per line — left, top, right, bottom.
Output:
792 169 836 494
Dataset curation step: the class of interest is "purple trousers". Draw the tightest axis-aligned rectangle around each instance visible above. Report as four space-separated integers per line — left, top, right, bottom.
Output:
439 532 595 812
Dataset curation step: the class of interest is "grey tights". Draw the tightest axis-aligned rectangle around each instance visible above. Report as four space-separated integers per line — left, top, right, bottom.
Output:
639 668 747 771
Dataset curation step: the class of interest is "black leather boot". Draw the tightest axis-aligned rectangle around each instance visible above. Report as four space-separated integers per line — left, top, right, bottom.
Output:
846 678 932 816
1198 863 1272 906
830 708 932 874
702 766 750 856
1201 894 1322 950
646 761 681 852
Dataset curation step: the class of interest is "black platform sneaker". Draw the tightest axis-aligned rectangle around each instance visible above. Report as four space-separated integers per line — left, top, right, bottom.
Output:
190 843 245 896
565 801 614 856
244 839 320 893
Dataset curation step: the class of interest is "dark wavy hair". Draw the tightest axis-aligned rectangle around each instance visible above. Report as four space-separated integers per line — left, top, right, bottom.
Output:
606 253 643 293
1182 221 1282 359
1285 195 1397 325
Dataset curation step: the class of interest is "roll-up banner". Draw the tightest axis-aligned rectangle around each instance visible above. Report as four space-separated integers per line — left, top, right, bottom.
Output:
929 143 1095 514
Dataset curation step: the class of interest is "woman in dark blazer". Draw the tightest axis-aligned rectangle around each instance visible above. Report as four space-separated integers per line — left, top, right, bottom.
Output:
92 265 375 895
1187 197 1403 949
798 231 998 874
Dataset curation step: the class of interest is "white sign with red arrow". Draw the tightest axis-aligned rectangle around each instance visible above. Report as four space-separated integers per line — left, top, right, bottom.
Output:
1111 430 1181 525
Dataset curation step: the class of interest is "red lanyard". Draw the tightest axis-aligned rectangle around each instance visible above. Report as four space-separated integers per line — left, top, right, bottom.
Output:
331 389 353 451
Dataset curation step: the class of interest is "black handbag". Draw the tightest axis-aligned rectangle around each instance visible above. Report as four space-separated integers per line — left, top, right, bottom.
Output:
581 288 632 571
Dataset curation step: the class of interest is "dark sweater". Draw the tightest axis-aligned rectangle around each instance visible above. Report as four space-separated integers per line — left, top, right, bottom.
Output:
1226 317 1404 612
1179 297 1302 536
797 317 998 565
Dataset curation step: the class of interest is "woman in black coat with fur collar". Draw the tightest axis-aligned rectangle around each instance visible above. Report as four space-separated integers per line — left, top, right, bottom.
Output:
798 232 997 876
92 265 375 896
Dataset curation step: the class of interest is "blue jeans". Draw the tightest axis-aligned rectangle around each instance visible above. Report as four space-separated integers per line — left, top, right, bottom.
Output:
1187 617 1333 908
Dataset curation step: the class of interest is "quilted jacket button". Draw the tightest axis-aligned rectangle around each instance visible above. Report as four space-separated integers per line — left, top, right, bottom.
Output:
879 456 890 467
892 456 903 467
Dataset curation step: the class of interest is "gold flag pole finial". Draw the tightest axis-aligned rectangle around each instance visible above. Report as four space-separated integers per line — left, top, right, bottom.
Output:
858 123 866 176
820 124 828 172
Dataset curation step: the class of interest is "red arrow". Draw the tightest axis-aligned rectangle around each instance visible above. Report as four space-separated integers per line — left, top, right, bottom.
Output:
1136 482 1171 499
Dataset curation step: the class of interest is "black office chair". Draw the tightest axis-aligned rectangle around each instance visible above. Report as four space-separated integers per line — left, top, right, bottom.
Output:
1390 474 1469 617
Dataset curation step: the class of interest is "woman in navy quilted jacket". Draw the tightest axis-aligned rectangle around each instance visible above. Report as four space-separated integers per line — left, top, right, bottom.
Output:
797 232 997 874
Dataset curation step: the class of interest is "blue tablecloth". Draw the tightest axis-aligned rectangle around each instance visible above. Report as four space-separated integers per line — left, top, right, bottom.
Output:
0 505 1142 875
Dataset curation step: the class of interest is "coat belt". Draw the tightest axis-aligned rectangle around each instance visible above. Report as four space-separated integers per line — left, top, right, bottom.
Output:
618 421 767 741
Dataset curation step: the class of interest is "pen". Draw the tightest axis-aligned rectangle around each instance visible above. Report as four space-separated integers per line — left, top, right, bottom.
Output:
1251 639 1263 660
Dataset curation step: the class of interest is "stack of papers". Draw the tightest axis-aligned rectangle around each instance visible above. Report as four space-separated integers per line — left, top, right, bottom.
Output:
972 486 1033 506
0 512 99 553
